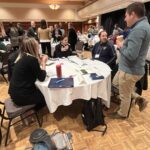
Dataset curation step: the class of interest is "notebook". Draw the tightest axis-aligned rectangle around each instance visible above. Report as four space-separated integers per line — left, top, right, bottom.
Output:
48 78 74 88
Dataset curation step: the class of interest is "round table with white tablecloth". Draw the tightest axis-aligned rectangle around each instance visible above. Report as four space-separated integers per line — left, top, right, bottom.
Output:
36 56 111 113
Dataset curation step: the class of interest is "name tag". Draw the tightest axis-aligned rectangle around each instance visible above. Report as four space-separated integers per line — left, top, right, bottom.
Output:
95 54 99 58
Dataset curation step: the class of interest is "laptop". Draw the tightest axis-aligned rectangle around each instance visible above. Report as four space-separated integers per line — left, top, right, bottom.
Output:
48 78 74 88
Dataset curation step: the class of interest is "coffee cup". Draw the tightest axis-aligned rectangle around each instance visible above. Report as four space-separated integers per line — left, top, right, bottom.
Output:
116 35 124 42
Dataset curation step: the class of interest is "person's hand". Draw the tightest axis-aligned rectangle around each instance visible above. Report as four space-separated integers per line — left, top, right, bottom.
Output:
61 45 69 51
40 54 48 70
64 45 69 50
40 54 48 63
116 39 124 49
116 35 124 49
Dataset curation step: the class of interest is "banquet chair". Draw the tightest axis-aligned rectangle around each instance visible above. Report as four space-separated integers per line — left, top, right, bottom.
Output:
74 41 84 56
75 40 84 51
0 98 42 146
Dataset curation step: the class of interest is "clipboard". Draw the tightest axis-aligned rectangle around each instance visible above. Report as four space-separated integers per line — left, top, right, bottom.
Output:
48 78 74 88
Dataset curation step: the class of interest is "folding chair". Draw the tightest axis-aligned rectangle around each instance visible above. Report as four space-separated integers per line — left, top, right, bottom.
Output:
0 98 42 146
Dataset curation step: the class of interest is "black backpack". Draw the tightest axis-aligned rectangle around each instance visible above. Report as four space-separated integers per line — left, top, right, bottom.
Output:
81 98 107 135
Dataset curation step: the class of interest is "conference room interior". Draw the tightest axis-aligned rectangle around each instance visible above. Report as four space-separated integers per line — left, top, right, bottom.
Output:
0 0 150 149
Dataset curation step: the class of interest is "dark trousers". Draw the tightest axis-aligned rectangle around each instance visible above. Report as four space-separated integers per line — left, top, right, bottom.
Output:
41 42 51 57
70 43 76 51
11 89 46 111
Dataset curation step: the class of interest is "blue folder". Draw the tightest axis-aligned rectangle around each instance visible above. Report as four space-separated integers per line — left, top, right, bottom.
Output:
48 78 74 88
90 73 104 80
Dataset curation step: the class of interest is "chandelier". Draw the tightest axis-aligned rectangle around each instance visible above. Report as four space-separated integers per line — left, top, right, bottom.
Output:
49 4 60 10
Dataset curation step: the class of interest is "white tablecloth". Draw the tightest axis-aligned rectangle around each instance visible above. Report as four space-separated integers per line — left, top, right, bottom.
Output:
36 56 111 113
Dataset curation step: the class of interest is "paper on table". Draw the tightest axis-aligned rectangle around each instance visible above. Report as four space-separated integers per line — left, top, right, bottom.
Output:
76 74 86 85
47 70 56 77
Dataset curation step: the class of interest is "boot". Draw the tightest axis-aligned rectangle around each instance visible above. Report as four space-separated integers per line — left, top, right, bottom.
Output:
135 97 148 112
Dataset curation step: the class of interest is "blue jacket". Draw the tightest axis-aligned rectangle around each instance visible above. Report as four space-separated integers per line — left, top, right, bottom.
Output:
119 17 150 75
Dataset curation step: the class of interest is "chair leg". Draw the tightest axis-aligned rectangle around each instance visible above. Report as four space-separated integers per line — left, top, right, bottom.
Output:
127 99 133 118
0 128 2 145
1 73 8 83
5 119 12 146
1 107 5 127
35 112 42 127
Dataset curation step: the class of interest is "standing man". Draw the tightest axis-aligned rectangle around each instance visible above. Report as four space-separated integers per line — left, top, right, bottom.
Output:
110 2 150 119
27 21 38 41
68 22 77 51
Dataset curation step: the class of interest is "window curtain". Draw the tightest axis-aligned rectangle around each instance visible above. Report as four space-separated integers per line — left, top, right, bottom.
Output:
101 2 150 36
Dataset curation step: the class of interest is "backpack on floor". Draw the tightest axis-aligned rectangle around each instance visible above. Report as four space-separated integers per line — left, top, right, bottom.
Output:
29 128 73 150
30 128 57 150
81 98 107 135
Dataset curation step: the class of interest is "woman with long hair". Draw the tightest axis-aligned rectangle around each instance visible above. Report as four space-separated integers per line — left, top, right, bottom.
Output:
9 37 48 110
38 19 51 57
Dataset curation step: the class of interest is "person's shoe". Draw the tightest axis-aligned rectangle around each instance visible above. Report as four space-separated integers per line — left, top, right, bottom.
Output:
135 97 148 112
108 112 126 120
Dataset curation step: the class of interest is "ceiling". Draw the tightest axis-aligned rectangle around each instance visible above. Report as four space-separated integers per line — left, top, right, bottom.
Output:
0 0 150 20
0 0 97 9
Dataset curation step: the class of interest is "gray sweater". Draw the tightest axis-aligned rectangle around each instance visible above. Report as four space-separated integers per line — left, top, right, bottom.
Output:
119 17 150 75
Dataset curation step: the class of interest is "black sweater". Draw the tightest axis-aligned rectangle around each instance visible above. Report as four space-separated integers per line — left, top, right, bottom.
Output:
92 41 116 68
54 43 72 58
9 54 46 96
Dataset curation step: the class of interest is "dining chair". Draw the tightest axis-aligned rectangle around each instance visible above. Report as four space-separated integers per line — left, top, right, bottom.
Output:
0 98 42 146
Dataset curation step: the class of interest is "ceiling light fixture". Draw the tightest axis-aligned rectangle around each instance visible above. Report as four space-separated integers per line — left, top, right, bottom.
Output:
49 4 60 10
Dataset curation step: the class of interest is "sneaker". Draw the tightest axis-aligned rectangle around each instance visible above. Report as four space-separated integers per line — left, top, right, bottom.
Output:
135 97 148 112
108 112 126 120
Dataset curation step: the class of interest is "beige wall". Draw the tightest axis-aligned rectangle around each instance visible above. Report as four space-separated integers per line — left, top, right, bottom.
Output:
0 7 85 22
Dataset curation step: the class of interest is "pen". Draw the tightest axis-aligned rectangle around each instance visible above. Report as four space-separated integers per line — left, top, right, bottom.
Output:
55 78 65 83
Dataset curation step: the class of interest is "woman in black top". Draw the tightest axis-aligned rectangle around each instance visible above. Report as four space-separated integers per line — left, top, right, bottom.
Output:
54 36 72 58
9 37 48 110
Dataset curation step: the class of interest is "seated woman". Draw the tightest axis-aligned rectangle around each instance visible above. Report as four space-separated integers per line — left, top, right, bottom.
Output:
8 37 48 111
54 36 72 58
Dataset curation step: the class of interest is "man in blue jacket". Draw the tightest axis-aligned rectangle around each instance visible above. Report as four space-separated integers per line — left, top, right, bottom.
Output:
110 2 150 119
